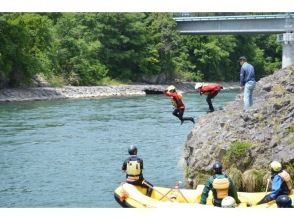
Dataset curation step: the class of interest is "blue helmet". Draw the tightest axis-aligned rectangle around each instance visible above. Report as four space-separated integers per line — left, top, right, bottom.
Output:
213 162 223 174
276 195 292 208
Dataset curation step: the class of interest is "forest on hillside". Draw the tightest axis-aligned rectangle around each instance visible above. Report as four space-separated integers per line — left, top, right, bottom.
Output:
0 13 282 88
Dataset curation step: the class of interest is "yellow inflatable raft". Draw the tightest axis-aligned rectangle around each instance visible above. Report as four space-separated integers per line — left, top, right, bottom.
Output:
114 183 294 208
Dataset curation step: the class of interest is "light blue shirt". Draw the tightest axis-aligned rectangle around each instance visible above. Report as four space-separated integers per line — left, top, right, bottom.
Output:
240 62 255 86
269 175 283 199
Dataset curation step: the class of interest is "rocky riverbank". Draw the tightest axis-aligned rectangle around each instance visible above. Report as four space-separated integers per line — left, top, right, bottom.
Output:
183 66 294 192
0 82 238 103
0 85 155 102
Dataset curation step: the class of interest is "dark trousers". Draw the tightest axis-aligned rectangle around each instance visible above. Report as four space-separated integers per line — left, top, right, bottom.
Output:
172 108 194 122
213 198 222 207
206 92 218 112
127 178 153 197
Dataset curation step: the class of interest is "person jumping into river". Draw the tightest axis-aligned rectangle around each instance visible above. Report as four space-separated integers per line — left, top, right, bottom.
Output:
194 82 223 113
164 85 195 125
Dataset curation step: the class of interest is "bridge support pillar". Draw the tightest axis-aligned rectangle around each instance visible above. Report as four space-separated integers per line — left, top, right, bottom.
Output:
280 33 294 68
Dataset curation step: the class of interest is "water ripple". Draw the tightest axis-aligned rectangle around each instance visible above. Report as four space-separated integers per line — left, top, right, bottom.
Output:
0 92 238 207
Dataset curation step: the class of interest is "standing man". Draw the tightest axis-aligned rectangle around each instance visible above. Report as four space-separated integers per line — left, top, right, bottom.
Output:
164 85 195 125
194 83 223 113
122 145 153 196
200 162 241 207
239 56 256 110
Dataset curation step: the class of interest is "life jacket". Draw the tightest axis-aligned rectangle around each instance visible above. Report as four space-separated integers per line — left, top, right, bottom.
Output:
200 84 223 95
171 92 184 109
278 170 293 191
126 160 141 181
212 177 230 199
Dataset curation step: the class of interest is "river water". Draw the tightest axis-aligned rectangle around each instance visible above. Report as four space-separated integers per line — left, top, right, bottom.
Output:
0 91 238 207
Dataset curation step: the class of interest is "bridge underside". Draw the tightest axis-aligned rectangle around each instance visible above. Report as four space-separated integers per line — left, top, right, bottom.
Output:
176 18 293 34
175 15 294 67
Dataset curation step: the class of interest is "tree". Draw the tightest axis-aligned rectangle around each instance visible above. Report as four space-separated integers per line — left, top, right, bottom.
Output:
183 35 237 81
95 13 151 81
55 13 108 85
0 13 55 87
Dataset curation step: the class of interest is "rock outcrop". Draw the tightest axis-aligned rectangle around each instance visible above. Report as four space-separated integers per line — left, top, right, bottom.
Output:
184 66 294 191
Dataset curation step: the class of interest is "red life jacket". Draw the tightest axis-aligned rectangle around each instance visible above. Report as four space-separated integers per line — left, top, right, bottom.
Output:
200 84 223 95
165 91 185 109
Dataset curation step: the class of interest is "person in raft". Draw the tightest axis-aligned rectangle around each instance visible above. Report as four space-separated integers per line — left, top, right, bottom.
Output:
257 161 293 205
122 145 153 196
200 162 241 207
164 85 195 125
194 82 223 113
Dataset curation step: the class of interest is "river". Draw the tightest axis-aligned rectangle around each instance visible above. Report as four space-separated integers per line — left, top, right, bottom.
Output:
0 91 238 207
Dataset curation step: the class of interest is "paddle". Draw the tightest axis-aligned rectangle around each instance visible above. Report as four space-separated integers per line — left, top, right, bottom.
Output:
255 178 271 206
157 181 190 203
174 181 189 203
265 178 270 194
142 180 175 203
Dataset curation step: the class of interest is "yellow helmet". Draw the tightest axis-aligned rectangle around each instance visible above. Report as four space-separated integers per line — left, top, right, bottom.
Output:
167 85 176 92
270 161 282 172
195 82 203 90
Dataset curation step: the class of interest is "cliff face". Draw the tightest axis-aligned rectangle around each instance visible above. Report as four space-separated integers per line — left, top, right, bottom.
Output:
184 66 294 191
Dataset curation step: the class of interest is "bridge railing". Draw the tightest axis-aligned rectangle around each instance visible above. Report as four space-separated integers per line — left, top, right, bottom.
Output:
172 12 292 18
174 13 294 22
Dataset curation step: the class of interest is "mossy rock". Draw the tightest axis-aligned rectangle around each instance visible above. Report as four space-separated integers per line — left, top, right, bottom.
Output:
226 166 243 191
192 172 210 189
272 84 286 94
222 141 252 171
242 169 268 192
287 125 294 133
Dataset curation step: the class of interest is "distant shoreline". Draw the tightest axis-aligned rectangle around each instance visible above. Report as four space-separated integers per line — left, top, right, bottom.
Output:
0 82 239 103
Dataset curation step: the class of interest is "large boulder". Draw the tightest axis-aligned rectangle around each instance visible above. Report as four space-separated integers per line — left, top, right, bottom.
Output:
183 66 294 191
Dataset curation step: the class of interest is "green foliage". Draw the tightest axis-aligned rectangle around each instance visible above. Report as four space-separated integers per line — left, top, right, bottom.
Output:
242 169 267 192
193 172 210 187
227 166 243 191
287 125 294 133
55 13 108 86
47 75 65 87
145 13 192 78
225 141 251 159
223 141 252 169
0 13 55 87
95 13 156 81
0 13 284 88
97 77 128 86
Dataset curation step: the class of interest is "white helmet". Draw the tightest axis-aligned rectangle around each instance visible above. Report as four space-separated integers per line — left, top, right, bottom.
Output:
221 196 236 208
270 161 282 172
194 83 203 90
167 85 176 92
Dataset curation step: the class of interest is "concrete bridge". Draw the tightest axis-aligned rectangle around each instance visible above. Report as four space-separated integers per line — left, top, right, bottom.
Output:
174 14 294 68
